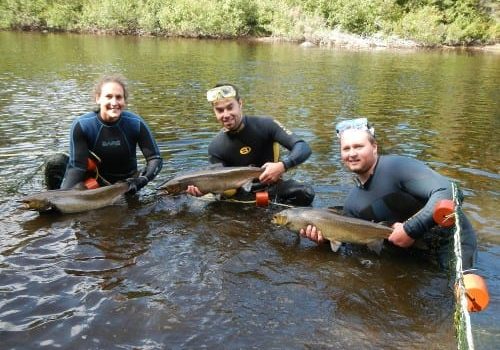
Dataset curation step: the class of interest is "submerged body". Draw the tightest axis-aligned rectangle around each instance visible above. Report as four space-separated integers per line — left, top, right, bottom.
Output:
159 166 264 195
20 182 129 214
272 207 392 252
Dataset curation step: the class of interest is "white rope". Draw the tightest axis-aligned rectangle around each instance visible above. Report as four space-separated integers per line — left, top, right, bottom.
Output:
452 182 474 350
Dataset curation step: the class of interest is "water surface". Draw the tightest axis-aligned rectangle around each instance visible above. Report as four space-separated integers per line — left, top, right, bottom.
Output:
0 32 499 349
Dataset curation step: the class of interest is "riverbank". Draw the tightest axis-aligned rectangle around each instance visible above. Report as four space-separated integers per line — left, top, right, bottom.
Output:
14 27 500 54
1 0 497 48
258 27 500 52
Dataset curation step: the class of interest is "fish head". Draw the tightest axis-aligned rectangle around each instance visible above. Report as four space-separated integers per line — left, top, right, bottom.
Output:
271 210 291 226
158 181 183 195
18 195 52 211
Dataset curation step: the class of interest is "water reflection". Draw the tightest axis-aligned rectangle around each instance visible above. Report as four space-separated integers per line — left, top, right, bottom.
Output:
0 31 498 349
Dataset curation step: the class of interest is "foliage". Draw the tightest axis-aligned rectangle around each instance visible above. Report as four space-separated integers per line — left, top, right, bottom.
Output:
157 0 259 38
390 5 446 45
0 0 47 29
80 0 139 32
43 1 83 30
0 0 498 46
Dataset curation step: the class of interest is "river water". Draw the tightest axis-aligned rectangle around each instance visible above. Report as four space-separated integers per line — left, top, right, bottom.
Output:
0 31 498 349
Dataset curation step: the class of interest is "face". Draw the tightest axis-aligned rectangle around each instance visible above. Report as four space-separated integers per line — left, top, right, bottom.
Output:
340 129 378 178
95 82 126 122
212 98 243 131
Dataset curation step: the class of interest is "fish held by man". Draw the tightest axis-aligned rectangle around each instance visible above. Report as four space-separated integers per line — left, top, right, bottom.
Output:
19 182 130 214
272 207 392 253
158 166 264 195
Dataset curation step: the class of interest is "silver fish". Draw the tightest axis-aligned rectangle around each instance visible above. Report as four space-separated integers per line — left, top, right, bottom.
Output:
158 166 264 195
272 207 392 253
19 182 129 214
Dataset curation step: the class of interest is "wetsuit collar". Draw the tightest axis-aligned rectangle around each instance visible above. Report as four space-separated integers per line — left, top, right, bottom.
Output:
353 156 380 189
224 115 246 134
96 110 121 126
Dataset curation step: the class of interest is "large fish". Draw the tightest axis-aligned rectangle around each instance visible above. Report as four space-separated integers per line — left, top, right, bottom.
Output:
19 182 129 214
272 207 392 253
158 166 264 195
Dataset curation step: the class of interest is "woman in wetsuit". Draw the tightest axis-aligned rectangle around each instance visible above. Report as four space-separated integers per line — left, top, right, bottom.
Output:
45 75 162 194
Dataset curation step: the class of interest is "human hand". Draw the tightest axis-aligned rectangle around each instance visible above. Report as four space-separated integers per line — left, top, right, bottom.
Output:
299 225 325 245
186 185 204 197
259 162 285 184
126 176 148 194
388 222 415 248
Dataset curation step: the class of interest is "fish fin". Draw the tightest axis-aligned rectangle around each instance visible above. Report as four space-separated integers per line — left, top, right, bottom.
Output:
366 240 385 254
206 163 225 170
71 182 87 191
327 206 344 215
111 195 127 206
241 180 253 192
378 221 393 228
329 240 342 252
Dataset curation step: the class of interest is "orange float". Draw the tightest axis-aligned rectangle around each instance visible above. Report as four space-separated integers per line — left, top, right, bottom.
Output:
255 191 269 207
87 157 98 172
433 199 455 227
84 177 99 189
459 274 490 312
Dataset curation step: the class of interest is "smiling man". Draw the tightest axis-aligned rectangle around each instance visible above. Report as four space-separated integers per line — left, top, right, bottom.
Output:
45 75 162 194
186 83 314 206
300 118 477 269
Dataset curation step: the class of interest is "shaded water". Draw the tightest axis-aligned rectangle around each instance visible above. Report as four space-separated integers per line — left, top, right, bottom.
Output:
0 32 498 349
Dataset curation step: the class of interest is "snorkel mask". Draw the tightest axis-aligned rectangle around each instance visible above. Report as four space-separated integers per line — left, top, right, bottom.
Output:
206 85 238 103
335 118 375 138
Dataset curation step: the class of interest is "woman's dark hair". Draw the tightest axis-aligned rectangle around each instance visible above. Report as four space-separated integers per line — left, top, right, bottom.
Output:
94 74 129 101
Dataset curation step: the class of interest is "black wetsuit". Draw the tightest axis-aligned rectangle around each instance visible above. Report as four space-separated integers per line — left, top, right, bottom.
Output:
344 155 477 269
208 115 314 206
60 110 162 189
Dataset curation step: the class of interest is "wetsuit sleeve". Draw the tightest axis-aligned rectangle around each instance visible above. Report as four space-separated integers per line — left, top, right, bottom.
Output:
266 118 311 169
138 120 163 181
281 141 311 170
141 158 163 181
400 160 453 239
61 122 88 189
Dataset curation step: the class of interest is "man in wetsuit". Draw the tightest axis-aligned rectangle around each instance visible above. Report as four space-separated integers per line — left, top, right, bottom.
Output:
45 75 162 194
186 83 315 206
301 118 477 269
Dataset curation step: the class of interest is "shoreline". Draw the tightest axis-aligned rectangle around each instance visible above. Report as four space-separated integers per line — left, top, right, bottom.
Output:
5 28 500 53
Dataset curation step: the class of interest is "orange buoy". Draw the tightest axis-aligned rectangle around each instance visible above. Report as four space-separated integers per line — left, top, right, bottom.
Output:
255 191 269 207
87 157 98 172
458 274 490 312
84 177 99 190
433 199 455 227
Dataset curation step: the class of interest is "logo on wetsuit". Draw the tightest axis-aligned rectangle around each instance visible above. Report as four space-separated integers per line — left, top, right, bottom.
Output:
240 146 251 155
102 140 121 147
274 120 293 135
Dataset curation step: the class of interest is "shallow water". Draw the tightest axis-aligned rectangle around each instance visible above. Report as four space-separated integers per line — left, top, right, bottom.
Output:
0 31 498 349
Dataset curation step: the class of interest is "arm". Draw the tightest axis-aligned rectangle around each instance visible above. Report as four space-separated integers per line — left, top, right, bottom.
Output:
60 121 88 189
260 118 311 183
401 165 452 240
281 140 312 170
128 120 163 193
382 156 453 243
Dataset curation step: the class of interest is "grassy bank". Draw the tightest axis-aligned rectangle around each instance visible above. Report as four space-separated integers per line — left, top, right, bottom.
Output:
0 0 498 47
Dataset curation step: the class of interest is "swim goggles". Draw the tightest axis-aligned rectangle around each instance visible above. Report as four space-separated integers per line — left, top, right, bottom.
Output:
335 118 375 138
206 85 237 102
